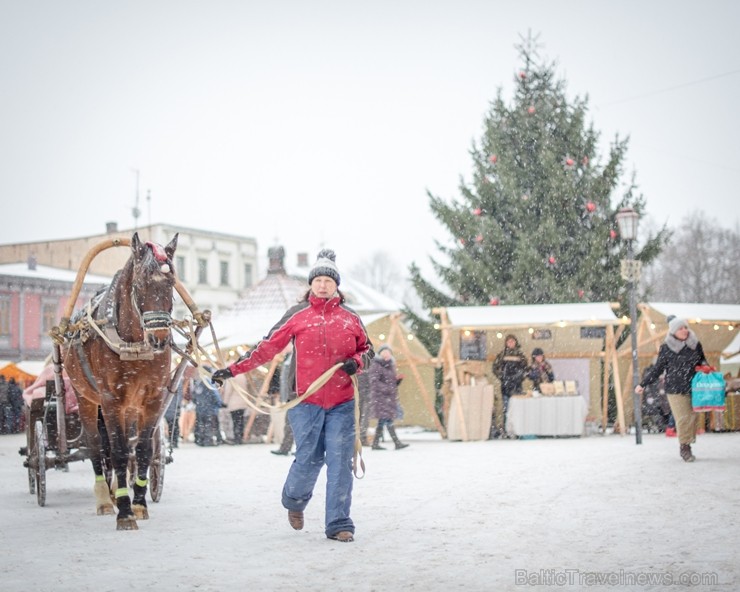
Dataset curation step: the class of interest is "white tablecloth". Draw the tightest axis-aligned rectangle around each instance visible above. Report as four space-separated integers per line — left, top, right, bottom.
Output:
506 396 587 437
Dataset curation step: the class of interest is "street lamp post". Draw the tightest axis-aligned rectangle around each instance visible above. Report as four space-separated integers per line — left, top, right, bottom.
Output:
616 208 642 445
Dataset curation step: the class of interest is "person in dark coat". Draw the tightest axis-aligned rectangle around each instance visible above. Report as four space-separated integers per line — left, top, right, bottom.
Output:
271 348 296 455
193 371 226 446
164 380 182 447
0 376 10 434
491 334 527 437
7 378 24 433
635 317 707 462
369 344 408 450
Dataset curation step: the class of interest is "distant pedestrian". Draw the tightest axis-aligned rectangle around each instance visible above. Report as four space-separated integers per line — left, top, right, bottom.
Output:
635 317 707 462
7 378 24 433
0 376 10 434
193 370 226 446
369 344 408 450
221 371 250 445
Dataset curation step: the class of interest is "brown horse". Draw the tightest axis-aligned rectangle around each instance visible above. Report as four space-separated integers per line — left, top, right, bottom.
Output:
63 233 178 530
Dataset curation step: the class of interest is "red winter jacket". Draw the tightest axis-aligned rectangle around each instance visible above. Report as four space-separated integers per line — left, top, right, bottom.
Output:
229 293 373 409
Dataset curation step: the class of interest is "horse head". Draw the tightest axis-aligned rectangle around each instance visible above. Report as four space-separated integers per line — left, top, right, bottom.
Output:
129 232 178 352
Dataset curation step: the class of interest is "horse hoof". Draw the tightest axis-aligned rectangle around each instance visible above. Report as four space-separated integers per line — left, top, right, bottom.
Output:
133 505 149 520
97 505 116 516
116 517 138 531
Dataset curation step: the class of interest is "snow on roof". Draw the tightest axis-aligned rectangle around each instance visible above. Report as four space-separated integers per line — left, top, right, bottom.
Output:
444 302 624 328
645 302 740 323
0 262 112 285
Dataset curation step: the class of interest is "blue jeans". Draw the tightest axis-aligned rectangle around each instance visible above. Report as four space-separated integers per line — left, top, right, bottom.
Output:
282 399 355 536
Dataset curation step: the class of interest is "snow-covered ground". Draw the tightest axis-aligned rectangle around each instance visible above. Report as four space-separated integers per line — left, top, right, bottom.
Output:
1 428 738 592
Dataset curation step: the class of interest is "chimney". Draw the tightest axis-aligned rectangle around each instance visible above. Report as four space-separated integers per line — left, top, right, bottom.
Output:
297 252 309 268
106 221 118 234
267 246 286 274
27 254 37 271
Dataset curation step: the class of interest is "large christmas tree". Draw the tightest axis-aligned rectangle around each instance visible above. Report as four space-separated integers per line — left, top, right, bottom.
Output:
410 37 664 326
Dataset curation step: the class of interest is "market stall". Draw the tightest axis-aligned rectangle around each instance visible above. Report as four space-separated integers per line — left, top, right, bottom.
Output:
434 302 628 440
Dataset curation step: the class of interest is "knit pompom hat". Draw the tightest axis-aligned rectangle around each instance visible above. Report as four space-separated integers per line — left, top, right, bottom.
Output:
308 249 340 285
668 317 689 335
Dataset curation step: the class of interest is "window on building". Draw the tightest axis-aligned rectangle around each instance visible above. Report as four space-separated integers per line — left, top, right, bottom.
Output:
243 264 253 289
220 261 229 286
0 298 10 336
198 258 208 284
41 301 57 336
176 256 186 281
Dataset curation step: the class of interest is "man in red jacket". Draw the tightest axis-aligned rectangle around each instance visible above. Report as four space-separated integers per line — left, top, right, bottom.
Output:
213 249 373 542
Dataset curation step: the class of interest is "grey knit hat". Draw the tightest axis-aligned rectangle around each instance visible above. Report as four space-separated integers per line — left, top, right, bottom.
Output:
668 317 689 335
308 249 340 285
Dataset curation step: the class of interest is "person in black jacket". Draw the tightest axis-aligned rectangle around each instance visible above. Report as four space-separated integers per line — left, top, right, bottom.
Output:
635 317 707 462
492 335 528 438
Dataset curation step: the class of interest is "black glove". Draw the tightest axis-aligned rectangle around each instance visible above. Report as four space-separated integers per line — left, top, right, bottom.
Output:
340 358 358 376
211 367 233 386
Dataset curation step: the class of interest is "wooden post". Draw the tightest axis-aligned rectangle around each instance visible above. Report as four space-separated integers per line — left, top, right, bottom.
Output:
434 308 468 441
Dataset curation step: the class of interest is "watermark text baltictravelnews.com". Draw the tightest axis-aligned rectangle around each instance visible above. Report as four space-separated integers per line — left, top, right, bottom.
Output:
514 568 719 587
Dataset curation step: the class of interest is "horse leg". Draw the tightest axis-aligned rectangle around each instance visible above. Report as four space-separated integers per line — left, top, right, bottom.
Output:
78 400 116 516
131 424 154 520
103 415 138 531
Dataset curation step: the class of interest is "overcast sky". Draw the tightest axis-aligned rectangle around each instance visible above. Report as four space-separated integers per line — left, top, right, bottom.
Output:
1 1 738 279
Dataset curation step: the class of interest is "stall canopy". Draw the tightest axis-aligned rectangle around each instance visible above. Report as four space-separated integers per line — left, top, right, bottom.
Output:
0 360 46 385
445 302 625 329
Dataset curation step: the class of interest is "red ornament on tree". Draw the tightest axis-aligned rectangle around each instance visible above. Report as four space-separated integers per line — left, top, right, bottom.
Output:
459 238 466 246
609 229 618 240
527 105 535 114
548 256 556 266
472 207 483 216
585 201 596 213
488 154 498 164
489 297 500 306
578 289 585 299
475 234 483 243
519 71 527 80
564 156 575 169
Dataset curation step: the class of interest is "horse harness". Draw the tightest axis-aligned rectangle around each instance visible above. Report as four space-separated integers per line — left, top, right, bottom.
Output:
65 270 173 392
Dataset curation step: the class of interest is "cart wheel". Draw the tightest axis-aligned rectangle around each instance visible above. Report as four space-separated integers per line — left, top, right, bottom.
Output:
34 420 47 507
149 427 166 503
27 422 36 494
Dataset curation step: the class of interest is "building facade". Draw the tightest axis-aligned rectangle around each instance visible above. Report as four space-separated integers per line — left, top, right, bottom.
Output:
0 260 110 361
0 222 259 320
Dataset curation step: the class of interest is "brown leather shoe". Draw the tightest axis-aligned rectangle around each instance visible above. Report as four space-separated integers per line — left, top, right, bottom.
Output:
327 531 354 542
288 510 304 530
680 444 696 462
